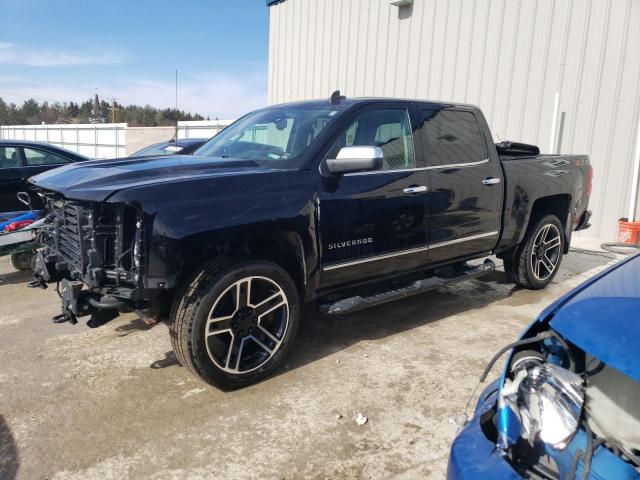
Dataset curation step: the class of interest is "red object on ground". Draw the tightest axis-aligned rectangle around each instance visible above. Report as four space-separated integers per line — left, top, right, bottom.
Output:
618 218 640 245
3 220 34 232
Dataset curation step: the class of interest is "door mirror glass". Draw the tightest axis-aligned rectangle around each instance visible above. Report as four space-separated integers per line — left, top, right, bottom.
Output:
326 146 383 174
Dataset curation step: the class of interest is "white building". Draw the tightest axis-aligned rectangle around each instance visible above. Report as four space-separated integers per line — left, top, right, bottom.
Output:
267 0 640 240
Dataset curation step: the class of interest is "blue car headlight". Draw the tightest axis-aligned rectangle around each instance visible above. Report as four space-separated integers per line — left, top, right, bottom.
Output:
500 362 585 449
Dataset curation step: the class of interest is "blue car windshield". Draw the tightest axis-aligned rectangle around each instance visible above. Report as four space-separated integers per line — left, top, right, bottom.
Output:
194 105 344 168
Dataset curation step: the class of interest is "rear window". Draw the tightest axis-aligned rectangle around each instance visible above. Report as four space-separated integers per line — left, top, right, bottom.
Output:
420 109 486 166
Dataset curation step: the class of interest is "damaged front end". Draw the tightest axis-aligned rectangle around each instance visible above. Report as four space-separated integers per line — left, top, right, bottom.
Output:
492 330 640 479
31 191 149 327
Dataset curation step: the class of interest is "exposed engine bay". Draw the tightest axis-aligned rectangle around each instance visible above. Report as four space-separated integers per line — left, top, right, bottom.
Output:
29 191 148 327
487 329 640 479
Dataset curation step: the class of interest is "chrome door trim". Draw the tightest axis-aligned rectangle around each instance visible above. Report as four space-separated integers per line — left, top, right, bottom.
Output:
322 231 499 271
341 158 490 176
428 231 499 249
426 158 490 170
339 158 490 176
323 245 430 271
343 166 430 176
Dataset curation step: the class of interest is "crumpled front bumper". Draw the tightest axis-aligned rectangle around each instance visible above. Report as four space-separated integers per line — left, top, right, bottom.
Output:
447 380 521 480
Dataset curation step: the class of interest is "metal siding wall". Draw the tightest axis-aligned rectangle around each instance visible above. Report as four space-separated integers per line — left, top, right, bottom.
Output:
268 0 640 240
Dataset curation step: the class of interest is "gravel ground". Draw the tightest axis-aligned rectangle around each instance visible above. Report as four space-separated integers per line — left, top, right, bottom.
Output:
0 245 620 479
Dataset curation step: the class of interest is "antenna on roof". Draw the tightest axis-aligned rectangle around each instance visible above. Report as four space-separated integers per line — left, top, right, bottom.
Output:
329 90 346 105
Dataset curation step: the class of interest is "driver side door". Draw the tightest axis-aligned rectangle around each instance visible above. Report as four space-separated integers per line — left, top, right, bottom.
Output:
318 103 431 289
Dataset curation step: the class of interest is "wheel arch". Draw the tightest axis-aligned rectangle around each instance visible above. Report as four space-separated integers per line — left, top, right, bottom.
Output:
177 229 308 298
498 193 572 261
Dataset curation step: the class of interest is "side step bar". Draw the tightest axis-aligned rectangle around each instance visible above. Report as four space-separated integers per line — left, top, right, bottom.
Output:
319 259 495 315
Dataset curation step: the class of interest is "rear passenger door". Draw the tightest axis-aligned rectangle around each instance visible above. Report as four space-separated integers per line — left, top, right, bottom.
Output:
420 107 503 263
0 146 26 213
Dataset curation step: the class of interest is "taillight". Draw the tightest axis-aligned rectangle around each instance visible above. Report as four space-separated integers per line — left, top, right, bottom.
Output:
587 165 593 197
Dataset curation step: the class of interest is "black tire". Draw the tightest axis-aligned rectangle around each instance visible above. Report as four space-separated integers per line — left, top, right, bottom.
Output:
504 214 565 290
10 251 33 271
509 350 545 373
169 257 300 389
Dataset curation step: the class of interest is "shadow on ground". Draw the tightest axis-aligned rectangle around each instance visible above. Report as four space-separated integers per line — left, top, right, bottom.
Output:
0 268 31 287
280 251 612 377
0 415 18 480
150 351 180 369
115 317 160 337
146 251 613 385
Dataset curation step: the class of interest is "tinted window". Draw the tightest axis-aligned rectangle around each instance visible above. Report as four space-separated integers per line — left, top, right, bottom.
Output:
421 109 486 166
0 147 20 168
334 108 416 170
23 147 72 166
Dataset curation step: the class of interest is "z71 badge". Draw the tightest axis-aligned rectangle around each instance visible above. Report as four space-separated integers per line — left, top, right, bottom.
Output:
328 237 374 250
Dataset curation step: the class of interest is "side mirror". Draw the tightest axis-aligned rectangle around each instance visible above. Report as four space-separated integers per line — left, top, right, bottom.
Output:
17 191 32 208
326 146 383 174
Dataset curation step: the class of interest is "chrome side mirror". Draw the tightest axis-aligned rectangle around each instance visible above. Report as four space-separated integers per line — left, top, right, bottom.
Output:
326 146 383 174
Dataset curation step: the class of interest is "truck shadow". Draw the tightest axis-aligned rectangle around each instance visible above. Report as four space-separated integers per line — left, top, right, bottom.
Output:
286 275 519 374
0 269 31 287
282 251 612 376
0 415 18 480
115 317 159 337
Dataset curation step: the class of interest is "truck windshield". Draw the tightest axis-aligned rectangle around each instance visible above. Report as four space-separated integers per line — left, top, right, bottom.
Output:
194 105 343 168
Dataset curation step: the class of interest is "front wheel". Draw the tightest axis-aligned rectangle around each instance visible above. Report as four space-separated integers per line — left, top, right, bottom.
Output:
504 214 565 290
170 258 300 389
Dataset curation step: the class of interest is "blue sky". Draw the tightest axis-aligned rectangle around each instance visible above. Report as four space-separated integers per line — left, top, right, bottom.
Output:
0 0 270 118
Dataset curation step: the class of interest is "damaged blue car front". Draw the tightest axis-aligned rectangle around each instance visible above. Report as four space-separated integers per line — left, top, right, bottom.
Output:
448 253 640 479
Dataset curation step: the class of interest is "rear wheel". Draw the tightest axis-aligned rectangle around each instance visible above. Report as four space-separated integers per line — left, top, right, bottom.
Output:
504 214 564 290
10 251 33 271
170 258 300 389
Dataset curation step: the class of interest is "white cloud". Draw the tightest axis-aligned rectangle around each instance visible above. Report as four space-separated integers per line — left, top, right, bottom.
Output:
0 69 268 119
0 42 126 67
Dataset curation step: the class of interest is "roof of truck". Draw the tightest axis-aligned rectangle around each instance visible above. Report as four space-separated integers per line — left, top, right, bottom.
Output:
266 96 481 110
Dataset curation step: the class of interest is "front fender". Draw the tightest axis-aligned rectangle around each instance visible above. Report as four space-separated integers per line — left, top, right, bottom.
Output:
107 170 318 291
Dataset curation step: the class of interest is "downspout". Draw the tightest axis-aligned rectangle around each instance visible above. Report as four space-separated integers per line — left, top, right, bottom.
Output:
627 114 640 222
548 92 560 154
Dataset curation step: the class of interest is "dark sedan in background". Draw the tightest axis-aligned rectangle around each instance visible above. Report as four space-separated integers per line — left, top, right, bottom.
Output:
0 140 88 213
129 137 208 157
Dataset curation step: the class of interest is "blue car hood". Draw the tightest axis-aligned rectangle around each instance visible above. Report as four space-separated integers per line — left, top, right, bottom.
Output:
548 253 640 382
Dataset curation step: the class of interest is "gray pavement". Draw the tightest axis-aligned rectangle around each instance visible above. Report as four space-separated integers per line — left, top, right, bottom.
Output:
0 248 619 479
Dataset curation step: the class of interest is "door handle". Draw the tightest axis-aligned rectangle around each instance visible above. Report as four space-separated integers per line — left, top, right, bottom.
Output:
482 177 501 185
403 186 429 194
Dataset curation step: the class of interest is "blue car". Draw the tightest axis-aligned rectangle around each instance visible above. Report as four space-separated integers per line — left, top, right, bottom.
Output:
448 253 640 479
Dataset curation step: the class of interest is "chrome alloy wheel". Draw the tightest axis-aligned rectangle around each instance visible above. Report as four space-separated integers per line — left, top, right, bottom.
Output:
530 224 562 281
205 276 289 374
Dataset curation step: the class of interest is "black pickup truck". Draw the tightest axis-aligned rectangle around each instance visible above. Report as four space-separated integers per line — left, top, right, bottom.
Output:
28 94 592 388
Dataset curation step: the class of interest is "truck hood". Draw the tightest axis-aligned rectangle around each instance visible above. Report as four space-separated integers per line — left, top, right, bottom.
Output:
29 155 268 202
545 253 640 382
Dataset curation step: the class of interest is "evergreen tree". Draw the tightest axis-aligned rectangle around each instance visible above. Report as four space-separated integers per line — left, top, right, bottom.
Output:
0 96 205 127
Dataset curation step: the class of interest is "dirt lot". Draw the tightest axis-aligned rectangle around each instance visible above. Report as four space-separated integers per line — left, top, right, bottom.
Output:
0 244 619 479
